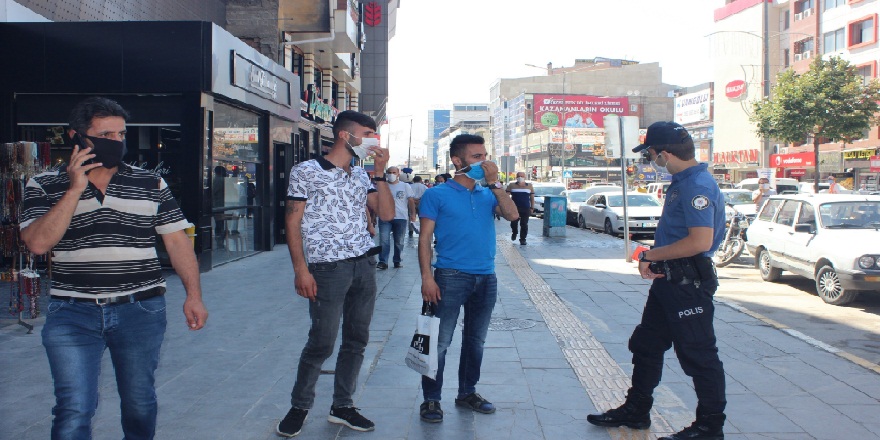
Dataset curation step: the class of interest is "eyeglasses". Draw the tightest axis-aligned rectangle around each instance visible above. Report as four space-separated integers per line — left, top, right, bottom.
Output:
639 150 653 165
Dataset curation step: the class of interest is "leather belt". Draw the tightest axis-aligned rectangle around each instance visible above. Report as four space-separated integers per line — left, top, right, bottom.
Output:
339 246 381 263
51 286 165 305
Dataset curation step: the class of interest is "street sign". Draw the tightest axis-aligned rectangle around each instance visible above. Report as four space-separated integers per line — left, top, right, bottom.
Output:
563 170 573 178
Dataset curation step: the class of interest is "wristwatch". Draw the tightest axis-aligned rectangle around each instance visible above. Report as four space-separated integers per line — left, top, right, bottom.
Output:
371 176 386 182
486 181 503 189
637 250 653 263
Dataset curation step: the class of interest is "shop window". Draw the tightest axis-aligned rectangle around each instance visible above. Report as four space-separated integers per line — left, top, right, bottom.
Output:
848 15 877 48
824 28 846 53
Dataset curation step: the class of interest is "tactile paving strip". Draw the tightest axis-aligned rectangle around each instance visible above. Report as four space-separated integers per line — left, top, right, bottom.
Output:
501 243 673 439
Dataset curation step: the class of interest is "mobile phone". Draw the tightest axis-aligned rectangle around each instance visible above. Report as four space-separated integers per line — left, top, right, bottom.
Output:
72 132 97 169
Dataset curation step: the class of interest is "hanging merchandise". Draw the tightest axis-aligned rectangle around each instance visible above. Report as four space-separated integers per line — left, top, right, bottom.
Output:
1 141 53 332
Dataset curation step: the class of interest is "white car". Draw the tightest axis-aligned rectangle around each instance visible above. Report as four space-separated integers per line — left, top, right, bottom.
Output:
745 194 880 305
532 183 566 217
721 189 757 221
563 186 617 225
577 191 664 237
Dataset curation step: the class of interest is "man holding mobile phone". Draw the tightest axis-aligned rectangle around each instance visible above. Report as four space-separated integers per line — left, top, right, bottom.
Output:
19 96 208 439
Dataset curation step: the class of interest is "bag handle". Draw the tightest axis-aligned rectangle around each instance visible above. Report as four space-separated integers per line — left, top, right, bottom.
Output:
421 301 436 317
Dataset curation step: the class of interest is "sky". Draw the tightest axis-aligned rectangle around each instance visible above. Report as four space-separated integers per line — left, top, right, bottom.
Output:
384 0 726 165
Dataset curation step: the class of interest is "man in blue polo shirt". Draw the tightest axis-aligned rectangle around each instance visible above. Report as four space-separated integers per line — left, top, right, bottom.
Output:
587 122 727 439
415 134 519 423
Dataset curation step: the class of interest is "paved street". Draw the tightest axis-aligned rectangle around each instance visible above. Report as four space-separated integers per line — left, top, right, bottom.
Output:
2 217 880 439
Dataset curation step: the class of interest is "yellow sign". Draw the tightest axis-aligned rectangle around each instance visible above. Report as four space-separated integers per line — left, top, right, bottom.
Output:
843 149 874 160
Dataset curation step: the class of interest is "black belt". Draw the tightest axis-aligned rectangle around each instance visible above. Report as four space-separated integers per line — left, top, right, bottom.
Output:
339 246 381 263
51 286 165 305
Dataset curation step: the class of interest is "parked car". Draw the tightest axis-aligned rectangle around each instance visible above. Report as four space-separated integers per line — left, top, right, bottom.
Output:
799 182 830 194
721 189 757 221
736 177 799 194
646 182 671 201
577 191 664 237
563 186 617 225
745 193 880 305
532 183 566 217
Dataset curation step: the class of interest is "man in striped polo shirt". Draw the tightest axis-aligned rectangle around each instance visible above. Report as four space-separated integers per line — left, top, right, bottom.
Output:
20 97 208 440
505 171 534 245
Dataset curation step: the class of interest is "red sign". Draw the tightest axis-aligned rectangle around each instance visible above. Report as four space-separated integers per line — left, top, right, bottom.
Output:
725 80 746 98
364 2 381 27
871 155 880 172
789 169 806 177
770 152 815 168
713 148 759 164
533 95 629 130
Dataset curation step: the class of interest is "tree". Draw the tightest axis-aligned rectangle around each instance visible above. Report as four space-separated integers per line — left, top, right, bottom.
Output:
752 56 880 192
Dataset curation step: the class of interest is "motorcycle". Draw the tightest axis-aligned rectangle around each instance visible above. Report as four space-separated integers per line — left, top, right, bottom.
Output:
714 203 749 267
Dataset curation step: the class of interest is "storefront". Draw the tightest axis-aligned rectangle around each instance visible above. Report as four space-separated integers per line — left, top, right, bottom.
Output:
843 148 880 191
0 21 300 271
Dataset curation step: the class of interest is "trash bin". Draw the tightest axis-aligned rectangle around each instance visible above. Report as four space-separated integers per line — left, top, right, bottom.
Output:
542 195 567 237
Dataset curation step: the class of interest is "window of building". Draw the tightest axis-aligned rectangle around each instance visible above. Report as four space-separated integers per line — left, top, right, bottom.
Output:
795 0 814 13
291 51 305 101
824 28 846 53
856 62 875 84
795 37 815 55
824 0 845 10
784 48 790 67
783 10 790 29
849 16 877 47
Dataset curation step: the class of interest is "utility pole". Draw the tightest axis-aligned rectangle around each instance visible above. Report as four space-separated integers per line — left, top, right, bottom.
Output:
407 118 413 169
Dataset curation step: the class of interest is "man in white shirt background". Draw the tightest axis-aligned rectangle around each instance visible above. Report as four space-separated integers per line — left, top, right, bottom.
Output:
378 166 415 269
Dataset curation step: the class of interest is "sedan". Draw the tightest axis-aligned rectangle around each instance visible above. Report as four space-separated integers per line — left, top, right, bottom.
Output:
532 183 566 217
746 194 880 305
721 189 757 221
563 186 617 225
577 191 664 237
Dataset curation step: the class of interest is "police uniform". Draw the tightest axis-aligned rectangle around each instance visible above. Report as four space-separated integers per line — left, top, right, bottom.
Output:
629 161 727 417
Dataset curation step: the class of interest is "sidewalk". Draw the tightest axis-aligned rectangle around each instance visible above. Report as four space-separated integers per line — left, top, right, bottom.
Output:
2 217 879 439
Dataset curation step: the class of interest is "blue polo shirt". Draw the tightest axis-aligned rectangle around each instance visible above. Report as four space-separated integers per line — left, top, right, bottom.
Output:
654 163 725 256
419 180 498 274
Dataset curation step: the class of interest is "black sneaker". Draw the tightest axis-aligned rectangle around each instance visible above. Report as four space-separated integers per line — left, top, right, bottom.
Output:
519 239 527 245
394 262 402 268
511 232 517 241
377 262 388 270
328 406 375 432
276 407 308 437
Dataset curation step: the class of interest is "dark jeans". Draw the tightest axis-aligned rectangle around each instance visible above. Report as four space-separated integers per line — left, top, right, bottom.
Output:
42 295 167 440
628 278 726 415
422 269 498 402
510 205 531 239
291 255 377 409
379 219 407 264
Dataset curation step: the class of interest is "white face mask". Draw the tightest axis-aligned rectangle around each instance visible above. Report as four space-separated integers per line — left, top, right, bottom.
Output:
346 133 380 159
387 173 399 183
516 177 525 184
651 152 668 175
761 183 770 190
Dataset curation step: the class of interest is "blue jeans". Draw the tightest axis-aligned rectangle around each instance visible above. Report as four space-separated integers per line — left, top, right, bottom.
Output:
378 219 407 264
42 295 167 440
291 255 377 409
421 269 498 402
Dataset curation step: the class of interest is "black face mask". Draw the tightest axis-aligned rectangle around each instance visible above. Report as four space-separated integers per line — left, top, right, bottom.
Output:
79 133 127 169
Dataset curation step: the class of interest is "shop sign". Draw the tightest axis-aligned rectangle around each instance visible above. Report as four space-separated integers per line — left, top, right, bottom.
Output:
819 151 842 173
789 169 806 177
548 127 605 144
713 149 759 164
674 88 711 125
231 51 291 106
843 149 874 160
771 152 815 168
533 95 628 130
725 80 746 99
871 156 880 172
305 84 338 123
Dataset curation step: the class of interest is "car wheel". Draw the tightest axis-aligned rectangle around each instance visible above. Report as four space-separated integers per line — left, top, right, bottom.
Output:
604 218 617 237
577 215 586 229
758 248 781 281
815 265 860 305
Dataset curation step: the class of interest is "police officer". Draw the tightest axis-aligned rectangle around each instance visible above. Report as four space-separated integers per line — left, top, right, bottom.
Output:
587 122 727 439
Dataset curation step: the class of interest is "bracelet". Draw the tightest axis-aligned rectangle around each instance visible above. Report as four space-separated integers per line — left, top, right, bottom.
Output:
371 176 386 182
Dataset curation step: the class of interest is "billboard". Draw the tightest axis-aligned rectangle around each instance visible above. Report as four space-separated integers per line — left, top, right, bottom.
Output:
674 89 711 125
533 95 629 130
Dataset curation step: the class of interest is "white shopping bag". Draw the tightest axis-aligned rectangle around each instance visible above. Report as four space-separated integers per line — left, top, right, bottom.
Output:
405 302 440 379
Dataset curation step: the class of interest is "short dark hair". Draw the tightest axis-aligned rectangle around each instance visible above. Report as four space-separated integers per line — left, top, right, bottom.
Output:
449 134 485 160
653 137 695 161
333 110 378 139
412 176 422 183
69 97 130 134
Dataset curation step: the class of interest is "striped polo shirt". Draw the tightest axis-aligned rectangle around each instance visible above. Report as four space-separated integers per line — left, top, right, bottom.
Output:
506 182 533 209
20 164 192 298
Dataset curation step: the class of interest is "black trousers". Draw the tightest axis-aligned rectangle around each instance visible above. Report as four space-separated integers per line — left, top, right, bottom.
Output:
628 278 726 415
510 206 531 239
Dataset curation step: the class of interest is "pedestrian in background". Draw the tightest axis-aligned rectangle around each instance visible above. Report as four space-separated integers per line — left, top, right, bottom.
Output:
828 175 841 194
588 121 727 440
277 110 394 437
20 96 208 440
506 171 534 245
409 175 428 237
751 177 776 208
415 134 519 423
377 166 415 269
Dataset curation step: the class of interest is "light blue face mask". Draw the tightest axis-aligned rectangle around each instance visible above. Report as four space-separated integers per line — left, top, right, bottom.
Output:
459 161 486 186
